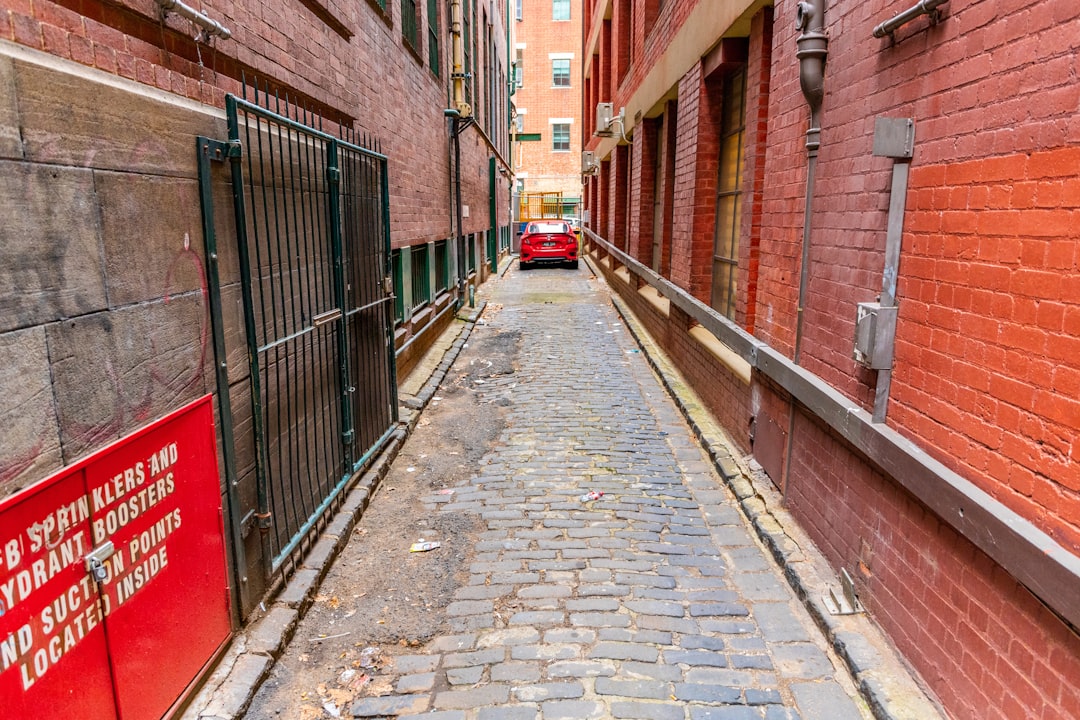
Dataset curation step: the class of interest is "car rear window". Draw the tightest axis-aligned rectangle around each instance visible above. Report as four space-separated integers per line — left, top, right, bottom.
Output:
528 222 570 234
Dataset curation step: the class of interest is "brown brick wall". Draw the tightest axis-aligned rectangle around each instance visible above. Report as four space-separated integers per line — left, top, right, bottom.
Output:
1 0 512 250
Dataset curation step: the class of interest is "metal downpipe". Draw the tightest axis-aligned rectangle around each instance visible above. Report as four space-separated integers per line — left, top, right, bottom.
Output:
785 0 829 493
793 0 828 363
455 119 465 308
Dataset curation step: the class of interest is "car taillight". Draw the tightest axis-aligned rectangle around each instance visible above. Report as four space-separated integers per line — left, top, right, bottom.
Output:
521 236 531 246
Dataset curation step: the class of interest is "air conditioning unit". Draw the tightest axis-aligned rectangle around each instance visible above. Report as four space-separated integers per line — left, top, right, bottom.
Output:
581 150 597 174
595 103 614 137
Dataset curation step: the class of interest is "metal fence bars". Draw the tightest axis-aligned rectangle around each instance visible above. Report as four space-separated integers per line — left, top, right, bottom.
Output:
225 90 398 574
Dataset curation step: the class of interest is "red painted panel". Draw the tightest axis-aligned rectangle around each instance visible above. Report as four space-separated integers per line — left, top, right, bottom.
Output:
0 396 231 720
87 397 232 720
0 470 118 720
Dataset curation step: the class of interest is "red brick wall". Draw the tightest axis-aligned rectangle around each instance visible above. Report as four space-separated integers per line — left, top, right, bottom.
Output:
669 61 719 302
608 143 629 248
787 413 1080 720
584 0 1080 716
656 103 677 278
758 0 1080 573
890 146 1080 553
628 117 656 265
736 8 772 334
753 1 804 359
1 0 511 250
759 0 1080 715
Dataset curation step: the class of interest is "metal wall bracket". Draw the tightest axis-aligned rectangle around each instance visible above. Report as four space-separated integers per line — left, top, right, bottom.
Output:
872 117 915 159
823 568 865 615
240 509 257 538
854 302 898 369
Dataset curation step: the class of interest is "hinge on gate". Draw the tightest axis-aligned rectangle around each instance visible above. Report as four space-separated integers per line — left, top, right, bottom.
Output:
326 167 340 183
202 138 243 163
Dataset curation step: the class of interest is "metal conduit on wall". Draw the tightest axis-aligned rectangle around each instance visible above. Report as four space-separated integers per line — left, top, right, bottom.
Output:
156 0 232 40
792 0 828 363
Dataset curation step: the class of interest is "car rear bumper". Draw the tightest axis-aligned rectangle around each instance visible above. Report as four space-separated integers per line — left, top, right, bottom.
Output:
520 248 577 263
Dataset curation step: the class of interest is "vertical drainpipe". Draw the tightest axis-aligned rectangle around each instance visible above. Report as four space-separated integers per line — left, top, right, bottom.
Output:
451 0 469 114
448 0 472 309
784 0 829 493
793 0 828 363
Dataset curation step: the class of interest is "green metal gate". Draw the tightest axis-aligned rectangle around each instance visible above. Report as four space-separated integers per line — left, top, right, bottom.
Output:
198 87 397 590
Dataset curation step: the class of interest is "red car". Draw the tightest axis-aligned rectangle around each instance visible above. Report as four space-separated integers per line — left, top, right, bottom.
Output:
519 220 579 270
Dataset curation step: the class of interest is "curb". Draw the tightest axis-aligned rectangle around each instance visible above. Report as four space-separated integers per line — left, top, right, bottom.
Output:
589 255 943 720
183 303 488 720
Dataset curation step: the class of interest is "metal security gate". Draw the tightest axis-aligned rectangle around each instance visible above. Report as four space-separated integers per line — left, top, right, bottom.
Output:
198 87 397 589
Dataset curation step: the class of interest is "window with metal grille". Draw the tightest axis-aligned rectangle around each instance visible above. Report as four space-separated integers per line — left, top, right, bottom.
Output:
428 0 440 75
410 244 430 310
710 67 746 320
434 239 449 293
553 0 569 20
552 59 570 87
392 249 404 325
401 0 419 51
552 123 570 151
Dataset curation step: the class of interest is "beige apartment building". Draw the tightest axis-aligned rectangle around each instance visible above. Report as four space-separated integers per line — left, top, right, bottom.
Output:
513 0 584 217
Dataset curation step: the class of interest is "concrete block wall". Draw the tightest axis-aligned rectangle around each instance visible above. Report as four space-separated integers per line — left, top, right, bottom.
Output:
0 44 224 502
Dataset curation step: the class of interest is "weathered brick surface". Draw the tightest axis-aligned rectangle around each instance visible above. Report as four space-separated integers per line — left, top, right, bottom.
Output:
578 0 1080 717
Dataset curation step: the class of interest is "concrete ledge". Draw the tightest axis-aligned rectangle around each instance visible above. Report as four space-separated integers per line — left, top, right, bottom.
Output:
688 324 751 385
637 284 671 318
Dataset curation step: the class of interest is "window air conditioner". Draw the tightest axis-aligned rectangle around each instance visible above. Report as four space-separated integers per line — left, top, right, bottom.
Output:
581 151 597 174
595 103 614 137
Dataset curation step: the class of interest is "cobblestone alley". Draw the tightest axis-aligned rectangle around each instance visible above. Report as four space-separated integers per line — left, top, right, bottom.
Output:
241 262 882 720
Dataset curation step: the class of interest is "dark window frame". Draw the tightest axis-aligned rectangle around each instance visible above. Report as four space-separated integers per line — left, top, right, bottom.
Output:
710 66 747 320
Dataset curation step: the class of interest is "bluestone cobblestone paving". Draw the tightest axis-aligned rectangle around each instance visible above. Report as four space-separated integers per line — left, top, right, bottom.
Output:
318 268 873 719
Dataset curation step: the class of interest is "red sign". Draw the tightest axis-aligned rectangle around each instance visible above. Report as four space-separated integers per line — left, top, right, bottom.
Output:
0 396 232 719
